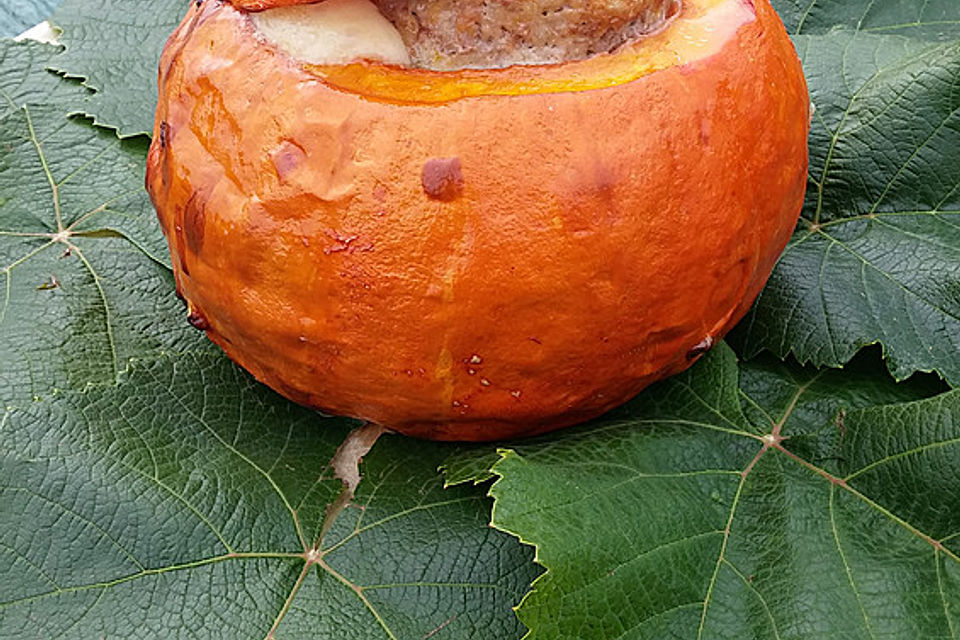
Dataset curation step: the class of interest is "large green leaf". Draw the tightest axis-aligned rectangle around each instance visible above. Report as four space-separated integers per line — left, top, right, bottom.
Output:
730 30 960 385
485 345 959 639
0 100 198 406
0 353 538 638
47 0 187 137
0 39 82 115
771 0 960 39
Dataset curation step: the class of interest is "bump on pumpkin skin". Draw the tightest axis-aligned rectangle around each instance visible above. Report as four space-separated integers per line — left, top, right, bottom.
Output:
421 158 464 202
147 0 810 441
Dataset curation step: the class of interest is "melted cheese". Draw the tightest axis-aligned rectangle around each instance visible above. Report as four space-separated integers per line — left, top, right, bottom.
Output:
253 0 411 67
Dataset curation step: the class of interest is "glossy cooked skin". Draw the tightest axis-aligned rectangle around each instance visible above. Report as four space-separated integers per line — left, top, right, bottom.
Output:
148 0 809 441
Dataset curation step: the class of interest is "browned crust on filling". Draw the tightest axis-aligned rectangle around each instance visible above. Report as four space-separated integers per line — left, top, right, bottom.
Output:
373 0 682 69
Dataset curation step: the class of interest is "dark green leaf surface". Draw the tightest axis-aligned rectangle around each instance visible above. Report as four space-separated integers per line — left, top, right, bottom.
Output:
731 31 960 385
487 345 960 639
0 99 197 406
0 353 538 639
771 0 960 39
442 449 500 487
48 0 187 137
0 39 84 117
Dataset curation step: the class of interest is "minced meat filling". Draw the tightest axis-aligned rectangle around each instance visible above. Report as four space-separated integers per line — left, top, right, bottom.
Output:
374 0 682 69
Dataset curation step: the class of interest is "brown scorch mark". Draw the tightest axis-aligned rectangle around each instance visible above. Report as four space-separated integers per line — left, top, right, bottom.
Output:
422 157 464 202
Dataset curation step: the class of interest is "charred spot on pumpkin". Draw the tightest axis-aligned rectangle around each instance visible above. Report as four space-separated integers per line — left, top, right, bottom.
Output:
182 192 207 253
686 335 715 361
422 157 464 202
159 121 169 149
187 309 211 331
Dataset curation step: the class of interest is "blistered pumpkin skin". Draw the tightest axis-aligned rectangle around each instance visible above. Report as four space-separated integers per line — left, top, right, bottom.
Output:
147 0 809 441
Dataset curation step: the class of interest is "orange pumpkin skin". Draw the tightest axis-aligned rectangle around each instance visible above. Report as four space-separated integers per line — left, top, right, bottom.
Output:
147 0 809 441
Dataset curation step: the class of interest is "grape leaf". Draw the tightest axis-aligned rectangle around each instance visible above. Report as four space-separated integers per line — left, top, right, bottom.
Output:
0 0 62 39
442 450 500 488
46 0 187 137
0 98 199 406
0 352 538 639
771 0 960 39
484 344 960 639
0 39 84 116
730 30 960 386
445 346 946 486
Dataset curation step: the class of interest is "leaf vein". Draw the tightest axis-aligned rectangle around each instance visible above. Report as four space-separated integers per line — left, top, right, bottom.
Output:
0 540 62 590
23 105 62 231
97 425 236 554
55 145 112 191
0 485 144 571
560 530 724 609
846 438 960 483
146 363 308 552
864 20 960 33
829 485 876 638
697 444 766 639
722 558 783 640
318 558 399 640
867 101 960 215
936 549 958 640
69 242 120 383
607 601 704 640
817 228 960 324
361 581 508 591
0 552 301 609
322 496 482 556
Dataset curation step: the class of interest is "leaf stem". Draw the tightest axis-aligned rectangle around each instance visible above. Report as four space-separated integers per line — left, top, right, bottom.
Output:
697 441 771 638
0 552 303 609
264 560 313 640
23 105 63 232
775 442 960 564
